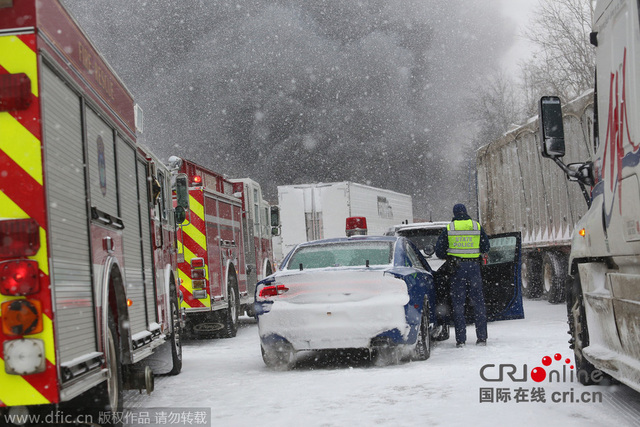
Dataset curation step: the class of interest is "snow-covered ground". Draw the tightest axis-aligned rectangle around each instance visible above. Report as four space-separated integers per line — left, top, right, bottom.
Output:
125 299 640 427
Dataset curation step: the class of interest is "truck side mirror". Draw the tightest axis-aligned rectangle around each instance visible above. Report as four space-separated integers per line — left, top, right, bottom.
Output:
174 206 186 224
539 96 566 158
174 174 189 224
270 205 280 227
271 227 281 236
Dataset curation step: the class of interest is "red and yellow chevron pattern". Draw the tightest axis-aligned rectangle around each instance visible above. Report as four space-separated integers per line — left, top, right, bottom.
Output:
0 33 58 406
179 189 212 310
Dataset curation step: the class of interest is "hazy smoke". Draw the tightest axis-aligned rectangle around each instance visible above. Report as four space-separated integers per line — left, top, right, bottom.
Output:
62 0 515 219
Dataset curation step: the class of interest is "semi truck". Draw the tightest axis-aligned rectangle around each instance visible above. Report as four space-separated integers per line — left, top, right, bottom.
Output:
476 92 594 303
537 0 640 392
0 0 183 424
277 182 413 259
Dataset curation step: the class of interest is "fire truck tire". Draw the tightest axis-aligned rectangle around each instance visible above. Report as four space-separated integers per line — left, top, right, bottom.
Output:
105 313 124 416
521 254 543 298
567 271 604 385
543 252 567 304
167 295 183 375
78 312 123 426
218 277 239 338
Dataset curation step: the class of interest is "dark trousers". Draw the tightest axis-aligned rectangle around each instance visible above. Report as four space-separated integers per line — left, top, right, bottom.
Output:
450 260 487 343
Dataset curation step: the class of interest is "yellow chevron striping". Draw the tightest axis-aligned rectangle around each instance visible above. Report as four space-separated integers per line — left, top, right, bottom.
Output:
0 192 49 276
182 223 206 253
31 314 55 365
0 358 50 405
0 36 39 96
189 194 204 221
0 117 43 185
182 195 206 251
182 245 211 308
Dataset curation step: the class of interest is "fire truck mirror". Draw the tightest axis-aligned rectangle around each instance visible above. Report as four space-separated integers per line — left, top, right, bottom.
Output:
270 205 280 227
271 226 281 237
175 174 190 211
175 206 186 224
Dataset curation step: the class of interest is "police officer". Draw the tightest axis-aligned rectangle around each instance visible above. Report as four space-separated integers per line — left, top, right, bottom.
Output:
435 203 490 347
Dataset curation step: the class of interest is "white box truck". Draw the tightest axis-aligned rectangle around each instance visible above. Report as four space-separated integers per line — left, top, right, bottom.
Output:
277 182 413 258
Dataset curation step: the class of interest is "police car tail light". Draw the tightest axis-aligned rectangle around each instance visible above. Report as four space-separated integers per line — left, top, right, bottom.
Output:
258 284 289 299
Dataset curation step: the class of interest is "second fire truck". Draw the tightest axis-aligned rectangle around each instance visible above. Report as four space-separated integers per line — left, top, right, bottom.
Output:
169 157 278 338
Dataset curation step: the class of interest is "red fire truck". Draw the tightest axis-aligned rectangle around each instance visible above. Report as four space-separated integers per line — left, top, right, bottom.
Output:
169 157 277 337
0 0 182 423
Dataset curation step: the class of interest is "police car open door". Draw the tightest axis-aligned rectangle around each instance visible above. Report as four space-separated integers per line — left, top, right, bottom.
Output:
479 232 524 321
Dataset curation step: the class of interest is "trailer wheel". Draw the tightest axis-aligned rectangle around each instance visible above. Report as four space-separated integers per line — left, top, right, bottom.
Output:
567 272 603 385
167 295 183 375
413 297 432 361
218 275 239 338
542 252 567 304
521 254 543 298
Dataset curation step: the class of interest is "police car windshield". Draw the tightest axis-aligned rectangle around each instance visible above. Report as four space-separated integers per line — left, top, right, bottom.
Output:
395 228 443 250
286 241 394 269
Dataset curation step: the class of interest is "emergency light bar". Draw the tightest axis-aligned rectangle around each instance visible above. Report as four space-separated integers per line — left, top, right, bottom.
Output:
346 216 367 237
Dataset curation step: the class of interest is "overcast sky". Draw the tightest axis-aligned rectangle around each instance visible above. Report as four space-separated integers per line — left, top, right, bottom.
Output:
500 0 538 73
61 0 541 219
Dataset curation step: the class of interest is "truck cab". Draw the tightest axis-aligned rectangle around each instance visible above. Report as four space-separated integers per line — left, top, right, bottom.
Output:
539 0 640 393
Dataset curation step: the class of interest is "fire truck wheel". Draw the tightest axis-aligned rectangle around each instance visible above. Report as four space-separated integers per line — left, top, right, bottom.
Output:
105 313 124 415
79 312 123 425
167 296 183 375
218 277 239 338
543 252 567 304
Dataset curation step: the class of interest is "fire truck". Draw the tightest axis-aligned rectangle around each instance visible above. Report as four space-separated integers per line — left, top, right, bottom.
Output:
0 0 182 423
169 157 277 337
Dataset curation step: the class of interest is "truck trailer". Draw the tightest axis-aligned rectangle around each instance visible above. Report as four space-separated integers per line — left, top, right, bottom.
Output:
476 92 594 303
277 182 413 259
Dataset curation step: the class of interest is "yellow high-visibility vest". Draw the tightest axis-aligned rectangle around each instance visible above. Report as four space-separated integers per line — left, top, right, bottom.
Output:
447 219 481 258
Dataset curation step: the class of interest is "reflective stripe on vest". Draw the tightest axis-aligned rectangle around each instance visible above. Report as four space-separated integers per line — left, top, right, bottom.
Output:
447 220 481 258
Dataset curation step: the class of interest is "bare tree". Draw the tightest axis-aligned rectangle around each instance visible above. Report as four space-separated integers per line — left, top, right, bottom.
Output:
520 0 595 114
468 68 524 148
